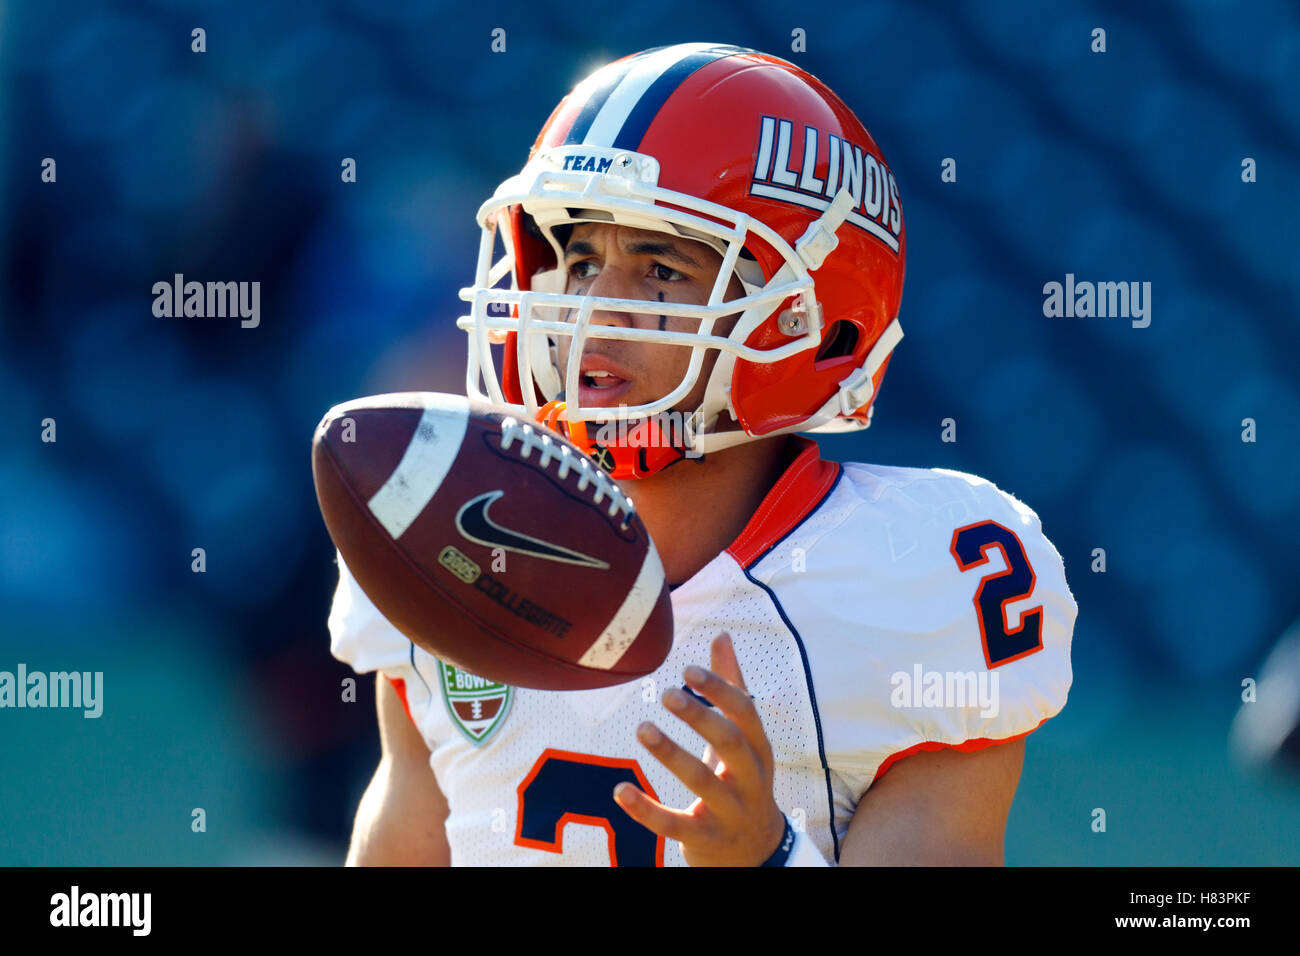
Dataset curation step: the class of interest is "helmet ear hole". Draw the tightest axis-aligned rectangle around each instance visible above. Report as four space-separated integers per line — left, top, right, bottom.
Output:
813 320 859 367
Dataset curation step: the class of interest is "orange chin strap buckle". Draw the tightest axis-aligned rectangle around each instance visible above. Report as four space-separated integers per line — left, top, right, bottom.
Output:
533 399 689 480
537 399 585 444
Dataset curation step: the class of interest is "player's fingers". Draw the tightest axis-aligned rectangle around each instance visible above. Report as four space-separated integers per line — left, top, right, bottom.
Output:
702 742 722 773
612 782 695 843
661 687 763 793
682 664 771 772
635 721 738 812
710 632 748 693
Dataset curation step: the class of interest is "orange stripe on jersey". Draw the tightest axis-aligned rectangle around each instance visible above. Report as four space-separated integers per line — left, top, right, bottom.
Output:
385 675 416 729
726 435 840 568
869 716 1049 786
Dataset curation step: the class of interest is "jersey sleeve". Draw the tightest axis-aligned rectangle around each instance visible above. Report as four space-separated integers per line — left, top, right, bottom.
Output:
786 467 1077 801
328 552 416 679
328 553 451 752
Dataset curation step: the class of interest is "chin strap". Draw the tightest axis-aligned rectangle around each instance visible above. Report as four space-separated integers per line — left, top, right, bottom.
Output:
535 400 693 480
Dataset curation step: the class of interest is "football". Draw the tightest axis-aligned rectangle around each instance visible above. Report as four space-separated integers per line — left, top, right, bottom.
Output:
312 392 674 690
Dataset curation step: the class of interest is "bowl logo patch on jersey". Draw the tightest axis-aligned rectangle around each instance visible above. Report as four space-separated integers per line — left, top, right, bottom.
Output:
749 115 902 255
439 661 513 745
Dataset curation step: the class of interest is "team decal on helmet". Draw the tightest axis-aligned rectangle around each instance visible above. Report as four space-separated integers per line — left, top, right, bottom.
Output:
750 116 902 254
559 154 615 173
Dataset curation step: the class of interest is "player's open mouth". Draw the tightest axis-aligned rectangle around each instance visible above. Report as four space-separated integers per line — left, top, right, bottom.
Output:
581 371 626 389
577 372 633 406
575 352 636 407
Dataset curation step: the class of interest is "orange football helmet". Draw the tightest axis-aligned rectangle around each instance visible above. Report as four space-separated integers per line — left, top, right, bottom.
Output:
458 43 905 478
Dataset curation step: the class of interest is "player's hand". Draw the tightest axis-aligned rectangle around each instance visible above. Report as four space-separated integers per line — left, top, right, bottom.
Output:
613 632 787 866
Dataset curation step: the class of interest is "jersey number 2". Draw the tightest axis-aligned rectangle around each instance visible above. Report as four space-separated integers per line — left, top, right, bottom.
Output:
515 749 664 866
950 520 1044 668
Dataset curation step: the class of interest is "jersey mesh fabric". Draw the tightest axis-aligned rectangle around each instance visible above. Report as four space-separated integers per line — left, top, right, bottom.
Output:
329 458 1075 865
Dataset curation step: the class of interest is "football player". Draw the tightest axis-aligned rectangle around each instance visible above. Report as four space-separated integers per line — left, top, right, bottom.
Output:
330 43 1076 866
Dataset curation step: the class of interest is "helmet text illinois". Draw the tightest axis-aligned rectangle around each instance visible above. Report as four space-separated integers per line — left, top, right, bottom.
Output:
749 115 902 254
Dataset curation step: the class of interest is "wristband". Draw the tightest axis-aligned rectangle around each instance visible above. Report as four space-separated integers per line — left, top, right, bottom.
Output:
760 815 830 867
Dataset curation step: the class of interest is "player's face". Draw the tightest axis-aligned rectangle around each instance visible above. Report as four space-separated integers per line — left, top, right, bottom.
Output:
555 222 745 411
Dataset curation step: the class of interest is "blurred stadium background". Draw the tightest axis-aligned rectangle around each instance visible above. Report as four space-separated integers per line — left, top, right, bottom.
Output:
1 0 1297 865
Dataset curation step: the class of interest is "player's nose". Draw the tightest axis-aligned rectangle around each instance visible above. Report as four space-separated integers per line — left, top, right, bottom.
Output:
583 264 640 329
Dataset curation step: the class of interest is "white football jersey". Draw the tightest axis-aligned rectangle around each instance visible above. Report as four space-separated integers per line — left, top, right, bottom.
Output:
330 436 1076 866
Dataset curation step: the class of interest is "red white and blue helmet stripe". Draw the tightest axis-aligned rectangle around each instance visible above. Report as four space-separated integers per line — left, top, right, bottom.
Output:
559 43 760 151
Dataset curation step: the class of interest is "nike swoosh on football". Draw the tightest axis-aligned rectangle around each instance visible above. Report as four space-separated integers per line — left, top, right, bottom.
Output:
455 490 611 569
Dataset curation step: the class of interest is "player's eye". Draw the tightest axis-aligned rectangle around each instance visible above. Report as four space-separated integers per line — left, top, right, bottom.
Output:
652 263 685 282
567 260 598 281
